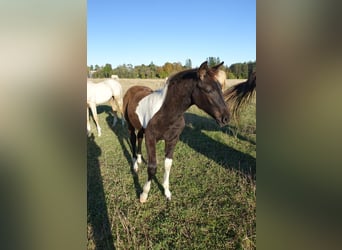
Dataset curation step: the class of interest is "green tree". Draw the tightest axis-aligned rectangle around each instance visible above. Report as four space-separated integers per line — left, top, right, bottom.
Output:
103 63 112 78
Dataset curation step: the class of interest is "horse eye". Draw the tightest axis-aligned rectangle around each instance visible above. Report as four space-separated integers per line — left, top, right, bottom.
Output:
203 87 213 93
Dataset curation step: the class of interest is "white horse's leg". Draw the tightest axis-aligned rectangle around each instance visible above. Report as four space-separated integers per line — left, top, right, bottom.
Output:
118 97 125 126
112 96 125 126
87 107 91 135
112 111 118 127
90 103 101 136
162 158 173 200
109 97 118 127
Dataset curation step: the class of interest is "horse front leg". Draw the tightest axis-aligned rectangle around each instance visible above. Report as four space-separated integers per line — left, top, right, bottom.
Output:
162 120 184 201
140 132 156 203
87 107 91 136
90 103 101 136
163 139 178 201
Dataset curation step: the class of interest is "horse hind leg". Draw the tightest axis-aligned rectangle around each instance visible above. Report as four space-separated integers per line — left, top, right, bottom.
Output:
140 131 157 203
111 96 124 126
136 129 144 164
129 127 139 172
109 97 118 127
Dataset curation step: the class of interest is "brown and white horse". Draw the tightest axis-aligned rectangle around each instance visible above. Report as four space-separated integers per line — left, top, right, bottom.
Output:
123 61 230 203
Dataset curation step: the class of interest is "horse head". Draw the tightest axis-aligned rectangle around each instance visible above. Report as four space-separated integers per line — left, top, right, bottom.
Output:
192 61 230 126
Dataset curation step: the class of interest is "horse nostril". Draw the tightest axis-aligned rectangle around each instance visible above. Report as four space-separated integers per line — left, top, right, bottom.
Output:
222 116 229 124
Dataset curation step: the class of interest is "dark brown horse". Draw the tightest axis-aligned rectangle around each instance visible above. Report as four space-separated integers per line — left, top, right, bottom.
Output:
123 61 230 203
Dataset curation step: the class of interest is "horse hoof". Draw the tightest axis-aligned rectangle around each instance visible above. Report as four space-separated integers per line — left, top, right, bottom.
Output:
140 193 148 203
133 159 139 172
137 154 142 164
165 190 172 201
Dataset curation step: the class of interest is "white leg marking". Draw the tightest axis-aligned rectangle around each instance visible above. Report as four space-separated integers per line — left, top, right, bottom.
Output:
137 154 142 164
133 158 139 172
140 180 151 203
97 126 102 137
163 158 173 200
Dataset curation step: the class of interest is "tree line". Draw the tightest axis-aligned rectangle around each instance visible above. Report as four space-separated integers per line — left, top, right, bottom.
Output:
88 57 256 79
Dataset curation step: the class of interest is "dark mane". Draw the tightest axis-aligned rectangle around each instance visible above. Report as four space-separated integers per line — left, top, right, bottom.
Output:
167 69 197 86
167 66 218 86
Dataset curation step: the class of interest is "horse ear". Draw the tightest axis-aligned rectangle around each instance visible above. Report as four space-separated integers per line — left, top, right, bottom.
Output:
211 61 224 72
198 61 208 80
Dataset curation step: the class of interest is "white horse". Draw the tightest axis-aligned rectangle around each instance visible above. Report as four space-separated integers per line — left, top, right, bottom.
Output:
87 79 124 136
216 70 227 90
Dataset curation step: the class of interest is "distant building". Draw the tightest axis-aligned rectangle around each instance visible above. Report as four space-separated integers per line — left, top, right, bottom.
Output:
88 70 97 78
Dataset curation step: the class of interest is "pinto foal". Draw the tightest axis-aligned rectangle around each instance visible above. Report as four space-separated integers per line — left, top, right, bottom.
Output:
123 61 230 203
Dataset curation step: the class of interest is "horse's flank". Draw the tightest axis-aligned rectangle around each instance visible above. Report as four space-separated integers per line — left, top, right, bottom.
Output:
216 70 227 90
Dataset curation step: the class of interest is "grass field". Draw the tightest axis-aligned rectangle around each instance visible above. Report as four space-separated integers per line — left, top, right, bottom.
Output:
87 79 256 249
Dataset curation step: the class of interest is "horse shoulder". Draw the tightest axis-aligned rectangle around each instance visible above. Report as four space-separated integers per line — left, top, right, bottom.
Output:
135 85 169 129
124 86 154 129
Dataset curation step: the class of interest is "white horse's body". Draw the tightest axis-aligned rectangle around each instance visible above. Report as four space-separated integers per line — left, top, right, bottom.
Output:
216 70 227 90
87 79 124 136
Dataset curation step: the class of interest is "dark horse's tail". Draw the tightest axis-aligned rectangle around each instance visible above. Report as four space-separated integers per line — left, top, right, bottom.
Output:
223 71 256 118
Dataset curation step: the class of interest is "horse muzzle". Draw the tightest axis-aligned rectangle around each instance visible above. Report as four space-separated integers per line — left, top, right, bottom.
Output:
216 114 230 127
215 112 230 127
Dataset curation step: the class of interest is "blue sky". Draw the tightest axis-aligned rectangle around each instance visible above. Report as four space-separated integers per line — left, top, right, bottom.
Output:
87 0 255 68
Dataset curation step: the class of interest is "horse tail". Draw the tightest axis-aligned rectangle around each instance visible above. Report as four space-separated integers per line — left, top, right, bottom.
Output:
223 71 256 118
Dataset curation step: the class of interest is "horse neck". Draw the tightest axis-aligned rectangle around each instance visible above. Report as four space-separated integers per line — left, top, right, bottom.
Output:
161 79 195 119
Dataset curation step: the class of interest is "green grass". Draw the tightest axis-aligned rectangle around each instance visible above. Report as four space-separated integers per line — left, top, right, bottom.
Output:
87 95 256 249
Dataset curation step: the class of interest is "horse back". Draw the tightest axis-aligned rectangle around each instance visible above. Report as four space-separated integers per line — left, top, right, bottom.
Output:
87 82 113 104
123 86 153 130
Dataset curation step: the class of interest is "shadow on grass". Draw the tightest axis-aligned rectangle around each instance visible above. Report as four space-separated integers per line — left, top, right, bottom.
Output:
105 116 143 199
184 113 256 145
181 112 256 180
87 133 115 250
